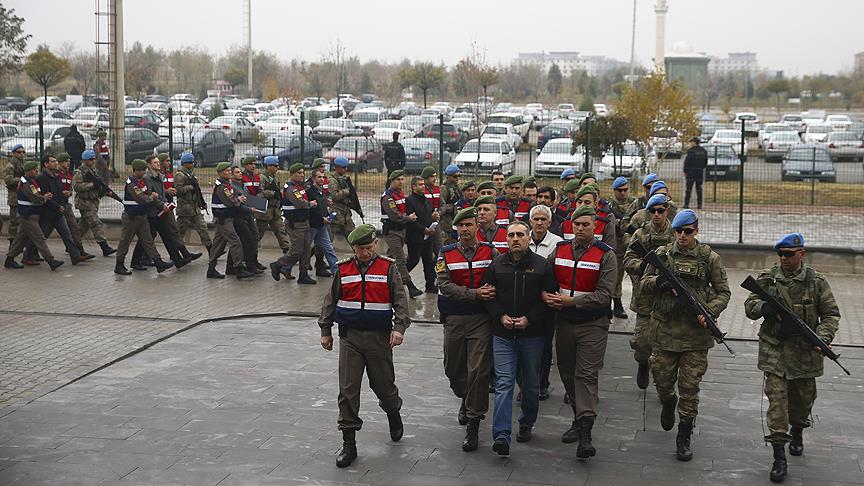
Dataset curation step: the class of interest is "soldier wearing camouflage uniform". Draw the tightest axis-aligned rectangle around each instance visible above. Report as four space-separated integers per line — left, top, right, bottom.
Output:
625 180 678 243
174 153 212 251
609 176 635 318
255 156 290 253
328 156 356 242
623 194 675 389
3 144 26 245
73 150 116 256
744 233 840 483
439 164 463 246
640 209 730 462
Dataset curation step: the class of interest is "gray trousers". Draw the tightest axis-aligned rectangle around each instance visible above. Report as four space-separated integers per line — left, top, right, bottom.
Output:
337 328 402 431
442 313 493 419
556 316 610 420
115 214 159 263
8 214 54 261
384 228 413 287
210 218 244 267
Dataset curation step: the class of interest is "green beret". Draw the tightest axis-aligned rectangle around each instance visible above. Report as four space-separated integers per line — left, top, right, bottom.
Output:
474 195 496 207
452 207 478 225
23 161 38 171
242 155 258 165
578 172 597 184
460 180 476 191
420 166 437 178
96 130 106 137
216 162 232 173
347 224 377 246
570 205 597 221
131 159 148 171
523 176 536 185
562 179 581 193
477 181 496 192
504 175 523 187
55 152 70 162
388 169 404 181
157 153 169 162
288 162 304 174
575 184 598 200
311 158 327 170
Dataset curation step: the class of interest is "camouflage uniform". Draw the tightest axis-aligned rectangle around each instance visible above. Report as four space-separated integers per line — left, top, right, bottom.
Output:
625 202 678 247
72 164 108 244
623 219 675 364
328 171 356 242
3 156 25 241
744 263 840 444
174 166 212 247
609 195 635 300
255 171 290 252
439 180 462 247
641 241 730 419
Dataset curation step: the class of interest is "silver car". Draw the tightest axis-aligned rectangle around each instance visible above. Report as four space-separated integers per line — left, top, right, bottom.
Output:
825 131 864 161
205 116 257 143
764 131 802 162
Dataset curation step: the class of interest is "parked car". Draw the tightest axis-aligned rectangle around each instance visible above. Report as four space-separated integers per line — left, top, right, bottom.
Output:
155 129 235 167
598 141 646 179
158 115 207 138
557 103 575 118
323 136 384 172
243 134 322 168
31 96 63 109
0 124 20 145
74 110 110 136
254 115 302 137
764 131 803 162
401 114 425 133
141 102 169 117
535 138 582 178
537 125 570 150
143 94 169 104
403 138 452 174
480 123 522 150
825 114 853 132
204 116 257 143
780 113 806 133
758 123 795 148
703 144 741 180
0 96 29 111
825 131 864 161
123 128 163 162
351 107 388 134
710 129 748 153
782 145 836 182
1 124 93 159
311 118 362 145
593 104 609 116
124 111 160 133
18 110 73 125
454 138 516 175
734 112 760 136
651 128 683 158
803 123 831 143
450 117 480 139
371 119 414 143
485 112 530 142
418 122 467 151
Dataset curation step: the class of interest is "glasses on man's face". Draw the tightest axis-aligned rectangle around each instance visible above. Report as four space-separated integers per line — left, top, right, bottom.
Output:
674 227 696 235
777 250 799 258
648 207 666 214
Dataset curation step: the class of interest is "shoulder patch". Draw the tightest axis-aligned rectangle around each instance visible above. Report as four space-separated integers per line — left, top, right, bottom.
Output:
337 256 353 265
594 241 613 252
378 255 395 262
435 258 447 273
441 243 458 252
478 241 495 249
556 239 571 247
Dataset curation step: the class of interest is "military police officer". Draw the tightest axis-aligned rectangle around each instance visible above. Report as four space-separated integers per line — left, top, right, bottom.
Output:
439 164 463 246
255 156 291 253
3 144 26 244
328 156 357 241
207 162 254 280
73 150 116 257
4 161 65 271
381 170 423 297
174 152 212 252
270 163 316 284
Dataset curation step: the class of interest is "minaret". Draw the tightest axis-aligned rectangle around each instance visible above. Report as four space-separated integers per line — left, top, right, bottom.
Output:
655 0 668 72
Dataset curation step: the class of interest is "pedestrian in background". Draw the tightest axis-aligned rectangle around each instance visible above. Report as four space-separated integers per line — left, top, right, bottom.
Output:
683 137 708 209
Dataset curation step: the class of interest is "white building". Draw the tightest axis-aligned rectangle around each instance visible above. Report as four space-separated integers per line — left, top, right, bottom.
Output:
514 51 627 78
708 52 759 77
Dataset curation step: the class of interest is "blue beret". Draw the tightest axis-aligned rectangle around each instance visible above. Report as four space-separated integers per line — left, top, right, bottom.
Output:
81 149 96 160
612 176 628 189
560 168 576 180
444 164 461 176
9 143 24 153
645 194 669 209
648 181 668 197
642 173 659 186
672 209 698 229
774 233 805 250
180 152 195 163
333 156 349 168
263 155 279 166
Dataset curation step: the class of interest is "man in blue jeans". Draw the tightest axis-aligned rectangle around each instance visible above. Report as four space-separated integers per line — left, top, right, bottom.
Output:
481 220 557 456
306 170 338 275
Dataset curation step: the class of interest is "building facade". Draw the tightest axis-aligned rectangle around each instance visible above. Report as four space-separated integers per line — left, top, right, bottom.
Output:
514 51 627 78
708 52 759 77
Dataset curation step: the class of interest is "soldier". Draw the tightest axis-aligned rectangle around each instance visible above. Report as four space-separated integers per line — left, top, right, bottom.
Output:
621 173 660 247
561 185 616 247
35 154 88 265
269 163 316 284
4 161 65 271
491 170 505 196
474 196 508 254
439 164 463 246
241 156 261 196
381 170 423 298
256 156 290 253
207 162 254 280
558 168 577 204
113 160 173 275
641 209 730 462
318 224 410 468
542 205 616 458
609 176 635 319
743 233 840 483
230 166 264 275
328 156 356 242
174 152 212 252
93 130 111 180
626 180 678 238
72 150 116 257
623 194 675 389
553 179 580 238
421 165 442 255
476 180 497 198
683 137 708 209
436 207 497 452
495 175 532 222
4 144 26 245
454 181 477 210
56 153 92 258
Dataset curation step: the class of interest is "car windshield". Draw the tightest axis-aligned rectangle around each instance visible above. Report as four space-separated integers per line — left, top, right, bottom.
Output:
706 146 736 158
463 140 502 153
770 133 800 142
320 119 340 127
828 115 850 122
269 135 296 147
549 121 574 129
713 130 739 139
737 114 757 120
377 121 399 129
621 144 641 156
653 129 677 138
786 149 832 163
828 132 859 141
808 125 830 133
19 126 44 138
353 112 380 123
485 126 507 135
783 116 802 121
209 117 232 124
558 104 574 110
487 116 517 125
543 142 572 154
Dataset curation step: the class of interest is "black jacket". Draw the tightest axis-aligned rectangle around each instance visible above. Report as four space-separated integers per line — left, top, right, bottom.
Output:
383 141 406 171
683 145 708 173
305 181 329 228
481 249 558 338
64 128 86 161
35 169 64 218
405 191 434 245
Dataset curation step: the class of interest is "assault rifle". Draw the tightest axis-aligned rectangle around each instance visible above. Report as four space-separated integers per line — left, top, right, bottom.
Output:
189 177 208 213
345 176 365 223
631 239 735 356
84 171 123 203
741 275 850 375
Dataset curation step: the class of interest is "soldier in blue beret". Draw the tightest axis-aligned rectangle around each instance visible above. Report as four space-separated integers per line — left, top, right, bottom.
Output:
609 176 634 318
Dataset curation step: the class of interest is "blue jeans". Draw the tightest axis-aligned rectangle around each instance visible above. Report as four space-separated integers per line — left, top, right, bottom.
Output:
492 335 546 444
309 225 338 273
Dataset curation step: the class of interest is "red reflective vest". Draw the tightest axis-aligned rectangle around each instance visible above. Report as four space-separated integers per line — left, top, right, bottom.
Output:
242 171 260 195
497 196 531 221
437 242 495 316
335 256 394 331
552 240 611 321
163 170 174 191
493 207 511 226
477 225 509 254
381 188 406 222
58 168 73 193
561 208 611 241
424 184 441 211
95 139 110 158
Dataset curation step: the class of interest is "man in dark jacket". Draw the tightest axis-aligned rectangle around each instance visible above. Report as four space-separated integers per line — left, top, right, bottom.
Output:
306 170 338 275
682 137 708 209
481 220 557 456
35 155 88 264
383 132 406 174
63 125 87 170
405 176 439 292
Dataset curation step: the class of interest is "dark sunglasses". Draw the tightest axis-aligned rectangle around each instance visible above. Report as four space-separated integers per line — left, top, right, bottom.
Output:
648 207 666 214
14 150 25 154
674 227 696 235
614 187 629 192
777 250 799 258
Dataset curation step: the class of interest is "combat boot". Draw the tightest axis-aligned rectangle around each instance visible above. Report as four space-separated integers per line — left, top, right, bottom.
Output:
269 262 282 281
789 426 804 456
206 264 225 279
462 418 480 452
78 245 96 260
99 241 116 257
660 395 678 431
576 417 596 458
457 401 468 426
71 255 89 265
407 283 424 298
676 418 694 461
114 262 132 275
153 258 173 273
4 257 23 269
387 412 403 442
131 260 148 271
173 256 192 269
47 259 64 271
180 247 203 261
770 443 788 483
613 298 627 318
561 420 580 443
336 430 357 468
297 272 317 285
636 361 650 389
235 264 255 280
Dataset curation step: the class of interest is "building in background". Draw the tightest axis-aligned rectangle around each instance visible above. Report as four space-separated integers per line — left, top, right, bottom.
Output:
708 52 759 78
655 0 668 71
514 51 627 78
664 42 709 94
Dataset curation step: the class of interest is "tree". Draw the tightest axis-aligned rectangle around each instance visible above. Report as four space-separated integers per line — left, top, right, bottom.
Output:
547 64 563 97
302 61 332 101
0 4 31 81
398 62 446 108
167 47 214 99
477 65 499 103
24 49 70 107
70 51 99 96
764 78 790 114
125 42 164 99
573 113 630 160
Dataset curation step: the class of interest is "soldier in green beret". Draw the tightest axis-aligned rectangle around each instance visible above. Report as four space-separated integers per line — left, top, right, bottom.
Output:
55 152 91 258
269 162 315 283
455 181 477 210
318 223 410 468
476 180 497 198
4 161 65 270
439 164 463 246
207 162 254 279
496 175 532 223
381 169 422 298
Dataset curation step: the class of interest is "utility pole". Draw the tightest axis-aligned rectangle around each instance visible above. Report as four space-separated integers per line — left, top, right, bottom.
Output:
245 0 252 97
108 0 125 172
629 0 637 82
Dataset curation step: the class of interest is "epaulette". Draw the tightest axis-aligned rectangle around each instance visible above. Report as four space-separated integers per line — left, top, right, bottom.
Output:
337 256 353 265
378 255 395 262
594 240 613 252
441 243 458 252
495 195 506 203
596 214 611 223
556 239 571 246
478 241 495 248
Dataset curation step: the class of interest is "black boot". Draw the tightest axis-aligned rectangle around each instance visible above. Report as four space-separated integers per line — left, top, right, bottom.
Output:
676 418 694 462
576 417 596 458
297 272 317 285
269 262 282 281
154 259 173 273
316 266 332 277
99 241 116 257
235 264 255 280
48 259 64 271
789 426 804 456
4 257 23 269
336 430 357 468
181 247 203 261
207 263 225 279
462 418 480 452
457 401 468 426
636 361 650 390
660 395 678 431
770 443 788 483
131 260 148 271
407 283 424 298
114 262 132 275
613 298 627 319
561 420 580 443
387 412 403 442
173 255 192 269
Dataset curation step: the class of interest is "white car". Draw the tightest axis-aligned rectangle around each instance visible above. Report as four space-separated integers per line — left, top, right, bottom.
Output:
74 110 110 135
170 93 195 103
758 123 795 148
158 115 207 138
598 142 648 179
534 138 582 177
371 120 414 143
780 114 806 133
711 129 749 153
593 104 609 116
351 107 388 133
30 96 63 109
825 114 853 132
734 112 760 135
254 115 302 137
803 123 831 143
454 138 516 175
481 123 521 150
825 131 864 161
557 103 575 118
485 112 530 142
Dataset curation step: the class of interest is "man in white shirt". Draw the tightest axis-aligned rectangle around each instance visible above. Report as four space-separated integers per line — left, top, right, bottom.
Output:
528 203 562 400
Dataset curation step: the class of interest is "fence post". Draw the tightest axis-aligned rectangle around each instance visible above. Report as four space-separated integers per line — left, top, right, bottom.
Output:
583 117 591 174
711 146 718 203
37 105 44 160
528 141 533 176
738 119 745 244
167 107 173 160
438 114 445 180
271 137 276 156
810 147 816 206
299 110 305 168
191 135 195 157
354 140 359 172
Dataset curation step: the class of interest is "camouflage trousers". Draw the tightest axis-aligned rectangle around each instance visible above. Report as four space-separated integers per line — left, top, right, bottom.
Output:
650 349 708 420
764 372 817 444
6 204 18 242
629 314 656 364
77 205 107 243
177 210 212 247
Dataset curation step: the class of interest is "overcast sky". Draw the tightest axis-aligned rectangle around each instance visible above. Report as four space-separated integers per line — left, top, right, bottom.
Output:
7 0 863 76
